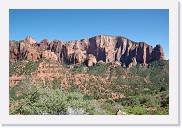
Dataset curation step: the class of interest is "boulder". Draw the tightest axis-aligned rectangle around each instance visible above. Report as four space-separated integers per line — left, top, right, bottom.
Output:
87 54 97 67
112 61 121 66
128 57 137 68
98 60 105 64
116 110 127 115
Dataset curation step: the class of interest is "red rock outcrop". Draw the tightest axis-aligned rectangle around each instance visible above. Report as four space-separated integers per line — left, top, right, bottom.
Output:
10 39 39 61
39 39 51 51
51 40 64 62
87 54 97 67
64 35 165 67
24 36 36 45
27 51 40 61
73 49 86 64
42 50 57 61
9 35 165 67
128 57 137 68
9 41 20 62
153 44 165 60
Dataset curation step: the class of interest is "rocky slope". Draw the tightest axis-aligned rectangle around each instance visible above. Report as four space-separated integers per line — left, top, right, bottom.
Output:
9 35 165 67
9 58 169 115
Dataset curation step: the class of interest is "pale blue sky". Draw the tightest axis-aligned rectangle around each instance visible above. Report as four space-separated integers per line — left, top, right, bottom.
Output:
9 9 169 59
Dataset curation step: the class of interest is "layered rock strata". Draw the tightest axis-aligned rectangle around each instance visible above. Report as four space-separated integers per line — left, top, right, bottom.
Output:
9 35 165 67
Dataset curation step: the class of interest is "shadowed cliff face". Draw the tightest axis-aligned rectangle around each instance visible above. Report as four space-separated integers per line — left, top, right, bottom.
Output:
9 35 165 67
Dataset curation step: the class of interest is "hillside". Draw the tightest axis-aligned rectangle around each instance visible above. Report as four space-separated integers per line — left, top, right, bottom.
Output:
9 35 168 115
9 58 169 115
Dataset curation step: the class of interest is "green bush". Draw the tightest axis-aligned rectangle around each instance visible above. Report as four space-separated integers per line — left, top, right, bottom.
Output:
9 59 169 115
124 106 148 115
10 81 106 115
21 59 43 75
115 94 160 108
52 78 60 89
9 59 43 76
87 63 109 77
70 63 87 74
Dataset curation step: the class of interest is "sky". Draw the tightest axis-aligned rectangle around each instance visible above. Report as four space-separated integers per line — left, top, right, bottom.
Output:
9 9 169 59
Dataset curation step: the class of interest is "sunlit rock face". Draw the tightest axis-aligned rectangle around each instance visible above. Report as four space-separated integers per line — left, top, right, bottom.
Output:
9 35 165 67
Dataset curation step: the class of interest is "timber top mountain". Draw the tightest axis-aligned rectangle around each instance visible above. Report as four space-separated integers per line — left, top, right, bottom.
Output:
9 35 165 67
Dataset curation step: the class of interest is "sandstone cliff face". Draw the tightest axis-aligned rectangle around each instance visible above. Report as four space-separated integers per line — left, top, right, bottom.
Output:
9 36 57 62
9 35 165 67
25 36 36 45
87 54 97 67
9 41 20 61
42 50 58 61
63 35 165 66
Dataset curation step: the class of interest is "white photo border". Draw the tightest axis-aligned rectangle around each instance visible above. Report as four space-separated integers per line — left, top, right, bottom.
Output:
0 0 179 125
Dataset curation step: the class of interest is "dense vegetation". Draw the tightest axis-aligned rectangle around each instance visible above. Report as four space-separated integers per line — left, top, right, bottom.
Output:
9 60 169 115
10 80 105 115
9 59 43 77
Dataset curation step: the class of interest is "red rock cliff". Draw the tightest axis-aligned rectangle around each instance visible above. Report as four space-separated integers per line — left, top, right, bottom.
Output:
9 35 165 67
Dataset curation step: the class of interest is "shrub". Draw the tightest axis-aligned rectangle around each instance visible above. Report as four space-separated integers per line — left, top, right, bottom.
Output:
52 78 60 89
10 82 106 115
87 63 109 77
67 106 85 115
9 59 169 115
124 106 148 115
